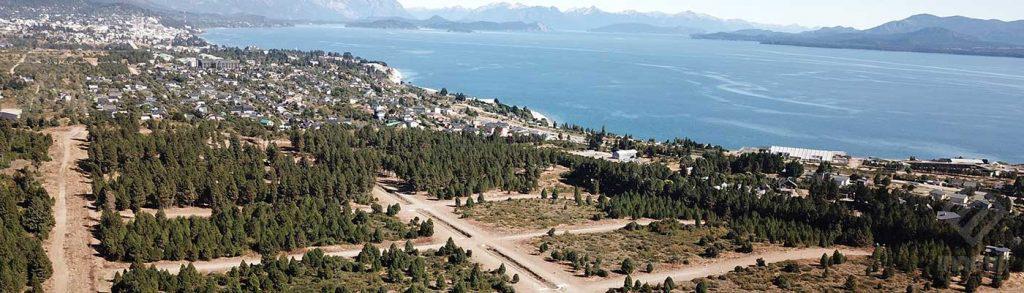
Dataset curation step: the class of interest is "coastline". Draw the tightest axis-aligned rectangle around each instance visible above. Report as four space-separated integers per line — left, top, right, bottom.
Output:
196 27 1022 164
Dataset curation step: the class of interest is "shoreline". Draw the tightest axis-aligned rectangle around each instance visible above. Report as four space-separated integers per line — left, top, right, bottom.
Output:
195 30 1021 165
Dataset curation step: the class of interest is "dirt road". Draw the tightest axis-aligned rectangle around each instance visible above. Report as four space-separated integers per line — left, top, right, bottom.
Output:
109 241 448 275
377 185 872 292
40 126 93 293
97 180 872 292
582 247 872 291
376 184 579 291
9 52 26 75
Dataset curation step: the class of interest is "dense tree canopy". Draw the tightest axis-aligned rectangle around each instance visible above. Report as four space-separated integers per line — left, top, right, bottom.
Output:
295 126 560 199
98 197 431 262
112 240 515 292
0 172 53 292
0 122 52 168
86 119 379 210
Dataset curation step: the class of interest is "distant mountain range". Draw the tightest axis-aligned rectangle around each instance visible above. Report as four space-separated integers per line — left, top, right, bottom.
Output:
407 2 806 33
694 14 1024 58
54 1 807 34
588 23 704 35
348 16 547 32
124 0 409 21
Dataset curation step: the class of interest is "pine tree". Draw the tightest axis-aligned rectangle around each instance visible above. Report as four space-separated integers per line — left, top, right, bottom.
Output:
620 258 635 275
832 250 845 265
695 279 708 293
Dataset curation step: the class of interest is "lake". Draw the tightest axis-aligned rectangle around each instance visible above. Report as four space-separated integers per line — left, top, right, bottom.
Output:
203 26 1024 162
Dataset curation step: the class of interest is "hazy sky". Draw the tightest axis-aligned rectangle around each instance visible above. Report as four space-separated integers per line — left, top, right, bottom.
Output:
398 0 1024 29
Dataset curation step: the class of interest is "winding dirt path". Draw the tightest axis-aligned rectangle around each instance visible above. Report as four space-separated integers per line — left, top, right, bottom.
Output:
9 52 26 75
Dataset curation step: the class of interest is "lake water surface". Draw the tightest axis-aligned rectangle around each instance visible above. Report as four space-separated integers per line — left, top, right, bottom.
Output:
204 26 1024 162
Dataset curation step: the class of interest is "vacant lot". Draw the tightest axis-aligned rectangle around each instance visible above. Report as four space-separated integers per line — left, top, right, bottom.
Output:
532 220 740 274
461 198 603 233
682 256 1021 292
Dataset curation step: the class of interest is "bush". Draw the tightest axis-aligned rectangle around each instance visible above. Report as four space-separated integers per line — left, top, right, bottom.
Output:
773 275 792 289
782 262 801 273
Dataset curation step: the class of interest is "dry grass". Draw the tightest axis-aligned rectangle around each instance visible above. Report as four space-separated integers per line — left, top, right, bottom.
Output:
533 221 734 272
683 256 984 292
537 165 575 191
461 198 602 232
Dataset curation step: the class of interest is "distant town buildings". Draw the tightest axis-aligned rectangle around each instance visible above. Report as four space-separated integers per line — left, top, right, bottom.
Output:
198 55 240 70
768 146 850 164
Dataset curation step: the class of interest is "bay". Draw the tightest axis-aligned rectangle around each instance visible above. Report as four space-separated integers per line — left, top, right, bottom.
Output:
203 26 1024 162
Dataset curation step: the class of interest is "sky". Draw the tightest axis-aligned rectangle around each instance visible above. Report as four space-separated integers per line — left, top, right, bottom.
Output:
397 0 1024 29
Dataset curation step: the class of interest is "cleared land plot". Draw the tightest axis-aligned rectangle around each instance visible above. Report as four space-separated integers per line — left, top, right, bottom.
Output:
460 198 602 233
684 256 981 292
531 220 742 275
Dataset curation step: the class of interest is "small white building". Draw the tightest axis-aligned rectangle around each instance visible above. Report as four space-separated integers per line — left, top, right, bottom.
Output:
832 175 852 187
949 193 970 205
985 246 1012 260
0 108 22 121
930 189 949 202
613 149 638 162
936 211 961 222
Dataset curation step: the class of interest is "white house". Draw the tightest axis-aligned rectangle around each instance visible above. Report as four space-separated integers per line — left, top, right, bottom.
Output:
832 175 852 187
930 189 949 202
613 149 638 162
949 193 970 205
0 108 22 121
985 246 1012 260
936 211 961 222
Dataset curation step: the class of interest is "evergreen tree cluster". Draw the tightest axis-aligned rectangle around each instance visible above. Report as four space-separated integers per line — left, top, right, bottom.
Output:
111 239 515 292
557 147 1023 288
98 197 432 262
85 119 380 210
729 152 786 174
0 172 53 291
0 122 52 168
294 127 560 199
